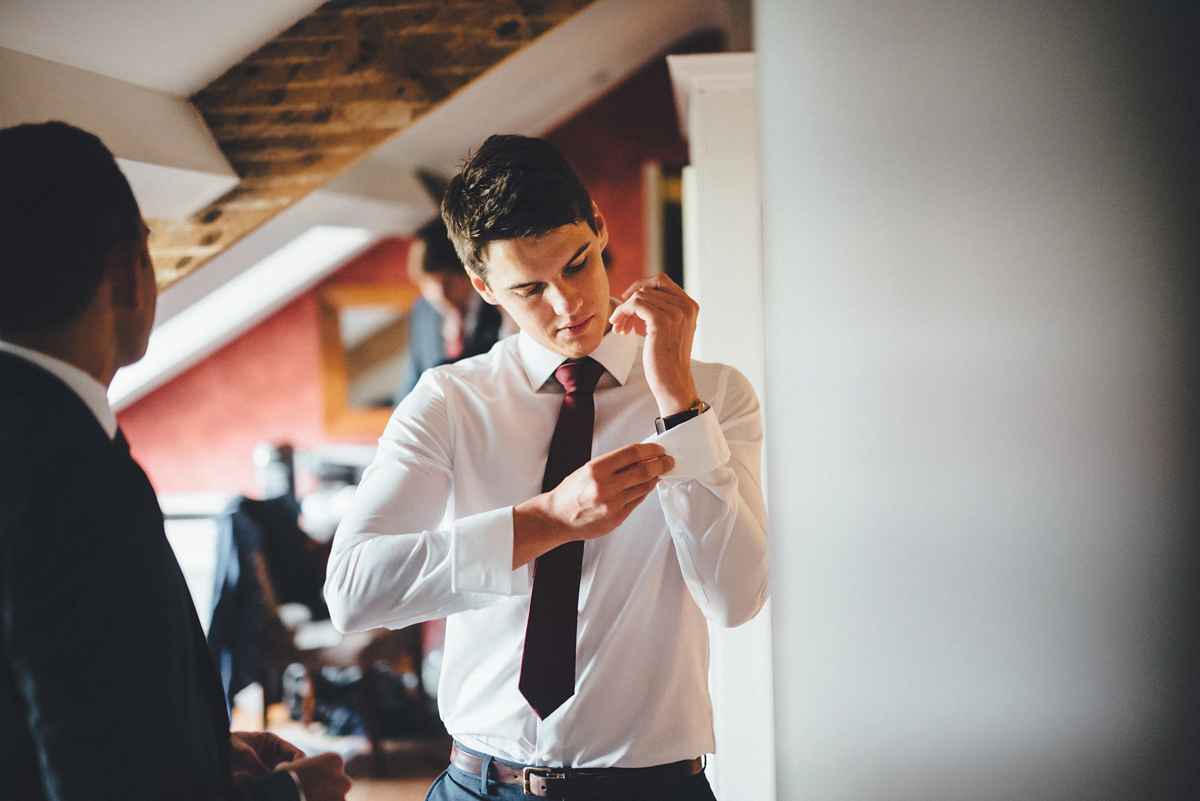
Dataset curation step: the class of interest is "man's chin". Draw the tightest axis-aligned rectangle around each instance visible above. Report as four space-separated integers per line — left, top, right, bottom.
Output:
545 332 602 360
118 340 151 370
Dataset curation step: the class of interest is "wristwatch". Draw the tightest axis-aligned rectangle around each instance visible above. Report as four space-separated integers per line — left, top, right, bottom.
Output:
655 399 710 434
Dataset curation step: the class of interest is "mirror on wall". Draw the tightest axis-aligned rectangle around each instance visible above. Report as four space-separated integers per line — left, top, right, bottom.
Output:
318 283 421 437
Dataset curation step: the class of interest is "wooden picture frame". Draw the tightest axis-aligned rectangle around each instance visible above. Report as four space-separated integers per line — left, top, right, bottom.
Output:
317 282 421 437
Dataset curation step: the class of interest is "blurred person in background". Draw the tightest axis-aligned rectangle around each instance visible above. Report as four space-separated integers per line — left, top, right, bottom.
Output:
394 217 508 402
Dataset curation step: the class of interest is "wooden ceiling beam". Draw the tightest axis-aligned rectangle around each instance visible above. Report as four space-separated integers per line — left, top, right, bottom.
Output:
149 0 597 289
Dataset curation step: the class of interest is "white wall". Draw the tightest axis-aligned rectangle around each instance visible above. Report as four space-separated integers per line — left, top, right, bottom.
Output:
757 2 1200 799
0 47 237 219
669 53 775 801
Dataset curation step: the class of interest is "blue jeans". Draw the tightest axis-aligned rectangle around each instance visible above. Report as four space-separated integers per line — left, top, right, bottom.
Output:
424 754 719 801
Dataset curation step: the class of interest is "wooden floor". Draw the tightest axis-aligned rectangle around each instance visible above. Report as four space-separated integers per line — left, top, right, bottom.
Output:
347 775 436 801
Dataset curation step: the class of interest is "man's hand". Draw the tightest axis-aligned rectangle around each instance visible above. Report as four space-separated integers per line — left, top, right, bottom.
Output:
230 731 305 781
513 443 674 568
230 733 351 801
277 753 353 801
609 274 700 416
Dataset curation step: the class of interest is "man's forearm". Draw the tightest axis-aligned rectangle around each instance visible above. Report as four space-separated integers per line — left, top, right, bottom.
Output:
509 443 673 569
512 495 563 569
325 504 526 631
656 370 769 627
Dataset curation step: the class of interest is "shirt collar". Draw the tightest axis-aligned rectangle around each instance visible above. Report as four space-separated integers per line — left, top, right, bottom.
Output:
0 340 119 439
517 320 639 392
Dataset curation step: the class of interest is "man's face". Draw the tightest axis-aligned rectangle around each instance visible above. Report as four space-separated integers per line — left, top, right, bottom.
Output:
118 220 157 368
416 270 476 318
471 212 610 360
135 224 157 351
409 238 477 317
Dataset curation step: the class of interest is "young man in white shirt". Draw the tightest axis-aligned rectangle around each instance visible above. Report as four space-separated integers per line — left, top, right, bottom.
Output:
325 134 768 800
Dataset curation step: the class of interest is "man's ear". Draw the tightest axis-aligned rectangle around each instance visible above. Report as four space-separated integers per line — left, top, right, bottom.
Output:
105 237 154 313
592 202 609 251
104 240 140 309
470 270 498 305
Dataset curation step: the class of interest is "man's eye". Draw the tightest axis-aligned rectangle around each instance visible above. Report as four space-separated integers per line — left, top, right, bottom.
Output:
565 261 586 275
517 285 543 297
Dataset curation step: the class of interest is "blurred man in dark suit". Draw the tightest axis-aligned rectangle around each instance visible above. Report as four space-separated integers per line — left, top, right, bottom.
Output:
394 217 507 402
0 121 351 801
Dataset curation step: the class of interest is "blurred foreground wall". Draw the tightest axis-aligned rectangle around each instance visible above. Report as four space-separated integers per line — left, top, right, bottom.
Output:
757 2 1200 798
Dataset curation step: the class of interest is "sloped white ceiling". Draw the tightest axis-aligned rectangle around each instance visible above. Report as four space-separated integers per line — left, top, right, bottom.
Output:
0 0 328 96
0 0 730 408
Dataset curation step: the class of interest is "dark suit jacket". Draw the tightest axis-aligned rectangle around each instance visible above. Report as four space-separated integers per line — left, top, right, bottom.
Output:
0 351 297 801
394 296 504 402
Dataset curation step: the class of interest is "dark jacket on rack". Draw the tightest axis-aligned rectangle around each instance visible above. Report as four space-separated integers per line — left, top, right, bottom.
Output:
208 494 328 706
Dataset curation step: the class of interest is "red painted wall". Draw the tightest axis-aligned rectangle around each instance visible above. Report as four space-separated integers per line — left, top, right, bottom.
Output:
119 32 720 495
118 239 411 496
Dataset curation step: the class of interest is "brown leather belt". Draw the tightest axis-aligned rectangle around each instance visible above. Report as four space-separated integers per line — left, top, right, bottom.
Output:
449 742 704 799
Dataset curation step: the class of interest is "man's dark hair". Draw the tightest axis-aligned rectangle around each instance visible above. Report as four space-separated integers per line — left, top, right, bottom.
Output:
414 217 464 276
441 134 595 280
0 121 142 337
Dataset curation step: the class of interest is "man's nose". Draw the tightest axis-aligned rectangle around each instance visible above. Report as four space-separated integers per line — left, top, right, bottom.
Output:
551 283 581 316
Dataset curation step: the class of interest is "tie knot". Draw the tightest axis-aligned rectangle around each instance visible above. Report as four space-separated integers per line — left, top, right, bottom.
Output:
555 357 604 396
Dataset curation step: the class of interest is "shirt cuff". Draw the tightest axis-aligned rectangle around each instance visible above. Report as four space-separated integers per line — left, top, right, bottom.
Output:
643 408 730 479
288 770 307 801
451 506 519 595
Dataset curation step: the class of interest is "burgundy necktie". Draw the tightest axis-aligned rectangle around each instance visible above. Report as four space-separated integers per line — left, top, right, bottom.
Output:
518 357 605 719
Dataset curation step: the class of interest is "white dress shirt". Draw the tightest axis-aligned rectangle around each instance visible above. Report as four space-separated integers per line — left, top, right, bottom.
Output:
0 340 117 438
325 328 768 769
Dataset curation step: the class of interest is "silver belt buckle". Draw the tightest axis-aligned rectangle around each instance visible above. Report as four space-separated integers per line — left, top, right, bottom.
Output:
522 766 566 797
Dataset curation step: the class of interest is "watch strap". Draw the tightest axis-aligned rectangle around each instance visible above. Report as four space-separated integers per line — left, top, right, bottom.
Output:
655 399 710 434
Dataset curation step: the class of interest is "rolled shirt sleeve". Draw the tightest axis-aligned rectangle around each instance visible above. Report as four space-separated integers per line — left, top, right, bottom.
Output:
648 367 769 628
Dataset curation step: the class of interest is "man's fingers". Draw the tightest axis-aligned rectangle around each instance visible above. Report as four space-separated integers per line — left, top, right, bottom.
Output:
608 306 645 337
593 447 673 484
592 443 667 473
613 283 693 320
621 272 687 300
236 730 305 766
229 735 271 780
610 285 697 341
279 753 353 801
613 453 673 483
617 476 662 506
628 282 694 310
